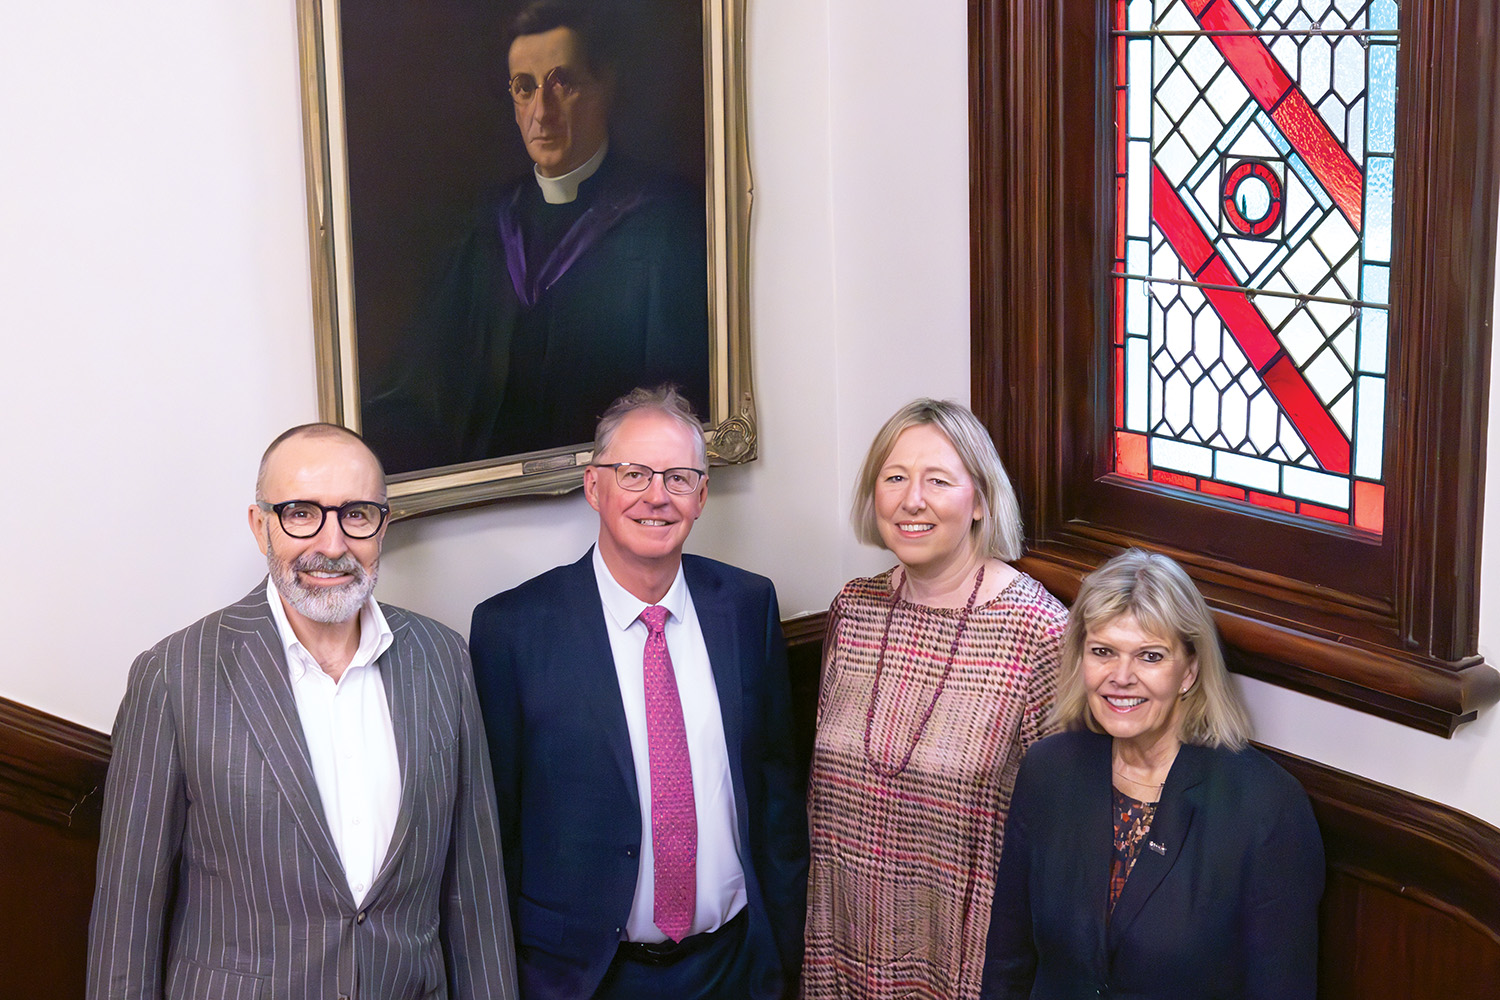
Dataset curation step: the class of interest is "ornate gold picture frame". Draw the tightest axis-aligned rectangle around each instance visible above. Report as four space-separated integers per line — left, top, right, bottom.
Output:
294 0 755 519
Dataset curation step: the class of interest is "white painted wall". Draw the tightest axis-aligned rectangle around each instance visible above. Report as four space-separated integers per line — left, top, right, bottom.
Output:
0 0 964 723
0 2 1496 828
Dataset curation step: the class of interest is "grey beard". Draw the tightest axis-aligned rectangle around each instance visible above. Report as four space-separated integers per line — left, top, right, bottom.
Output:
267 548 378 624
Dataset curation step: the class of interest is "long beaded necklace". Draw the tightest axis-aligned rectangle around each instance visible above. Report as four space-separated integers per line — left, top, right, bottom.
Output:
862 563 986 778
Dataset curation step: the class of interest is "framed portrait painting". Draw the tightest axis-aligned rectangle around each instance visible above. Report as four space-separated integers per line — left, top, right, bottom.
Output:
294 0 755 518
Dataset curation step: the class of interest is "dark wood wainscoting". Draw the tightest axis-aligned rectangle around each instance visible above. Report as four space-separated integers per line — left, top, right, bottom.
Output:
782 613 1500 999
0 696 109 1000
1264 747 1500 999
4 625 1498 999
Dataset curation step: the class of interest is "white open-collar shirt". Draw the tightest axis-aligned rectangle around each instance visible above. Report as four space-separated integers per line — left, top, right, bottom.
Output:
266 578 399 907
591 546 747 941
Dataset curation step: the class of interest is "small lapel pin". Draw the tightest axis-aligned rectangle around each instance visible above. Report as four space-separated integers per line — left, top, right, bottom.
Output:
1149 840 1167 855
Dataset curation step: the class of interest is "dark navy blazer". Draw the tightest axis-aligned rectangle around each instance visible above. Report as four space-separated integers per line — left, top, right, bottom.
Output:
982 730 1324 1000
470 552 808 1000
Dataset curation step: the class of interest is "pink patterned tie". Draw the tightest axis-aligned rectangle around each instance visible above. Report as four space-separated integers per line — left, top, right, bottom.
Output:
639 605 697 941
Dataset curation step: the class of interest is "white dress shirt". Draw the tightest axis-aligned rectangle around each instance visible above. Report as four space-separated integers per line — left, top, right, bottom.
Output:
266 578 400 907
591 547 748 941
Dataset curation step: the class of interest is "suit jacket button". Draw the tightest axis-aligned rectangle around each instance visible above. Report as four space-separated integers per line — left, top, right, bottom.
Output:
356 911 366 924
626 847 636 857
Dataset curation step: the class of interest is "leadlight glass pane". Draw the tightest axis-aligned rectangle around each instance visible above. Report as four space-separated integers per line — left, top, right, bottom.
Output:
1111 0 1396 531
1355 374 1385 479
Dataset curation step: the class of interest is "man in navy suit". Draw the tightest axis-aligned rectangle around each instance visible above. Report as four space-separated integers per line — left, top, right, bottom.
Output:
470 386 807 999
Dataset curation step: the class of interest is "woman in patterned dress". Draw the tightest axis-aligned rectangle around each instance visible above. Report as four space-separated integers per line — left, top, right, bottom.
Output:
980 550 1324 999
801 399 1069 1000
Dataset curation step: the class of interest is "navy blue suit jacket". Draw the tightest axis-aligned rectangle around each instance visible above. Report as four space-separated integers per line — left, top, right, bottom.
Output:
470 552 808 999
982 730 1324 1000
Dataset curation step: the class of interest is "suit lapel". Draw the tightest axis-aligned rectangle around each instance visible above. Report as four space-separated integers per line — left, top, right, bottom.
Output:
684 557 748 855
571 553 641 801
220 582 350 901
370 606 428 896
1106 744 1208 950
686 558 744 778
1079 736 1117 965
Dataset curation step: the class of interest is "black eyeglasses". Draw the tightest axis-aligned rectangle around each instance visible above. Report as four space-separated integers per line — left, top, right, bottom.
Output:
257 500 390 539
591 463 706 495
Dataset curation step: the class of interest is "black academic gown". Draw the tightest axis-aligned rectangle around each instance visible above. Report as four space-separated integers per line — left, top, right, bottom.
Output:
365 154 710 473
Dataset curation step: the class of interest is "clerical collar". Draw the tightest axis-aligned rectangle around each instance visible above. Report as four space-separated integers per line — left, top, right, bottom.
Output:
535 140 608 204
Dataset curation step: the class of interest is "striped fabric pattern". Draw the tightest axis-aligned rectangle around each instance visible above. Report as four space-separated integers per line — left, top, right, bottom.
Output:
802 570 1067 1000
86 582 518 1000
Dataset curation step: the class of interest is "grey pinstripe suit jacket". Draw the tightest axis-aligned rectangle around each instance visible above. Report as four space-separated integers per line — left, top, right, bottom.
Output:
86 582 518 1000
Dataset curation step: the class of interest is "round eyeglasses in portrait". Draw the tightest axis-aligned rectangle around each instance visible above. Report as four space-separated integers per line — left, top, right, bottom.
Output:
508 65 585 106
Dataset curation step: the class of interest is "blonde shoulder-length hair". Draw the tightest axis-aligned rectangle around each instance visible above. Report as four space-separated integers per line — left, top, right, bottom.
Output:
849 398 1024 561
1050 548 1252 750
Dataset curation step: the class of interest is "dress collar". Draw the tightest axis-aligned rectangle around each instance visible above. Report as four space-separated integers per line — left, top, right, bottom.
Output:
534 139 608 204
591 544 688 630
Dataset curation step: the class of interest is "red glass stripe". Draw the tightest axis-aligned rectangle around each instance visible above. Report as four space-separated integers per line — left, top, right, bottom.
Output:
1248 491 1296 512
1113 271 1125 346
1115 116 1127 251
1115 18 1128 94
1196 256 1280 368
1116 86 1128 145
1297 501 1349 524
1152 469 1198 490
1259 357 1351 474
1354 481 1385 533
1117 431 1148 478
1197 1 1293 107
1270 94 1363 229
1200 479 1247 500
1113 12 1128 445
1151 166 1213 274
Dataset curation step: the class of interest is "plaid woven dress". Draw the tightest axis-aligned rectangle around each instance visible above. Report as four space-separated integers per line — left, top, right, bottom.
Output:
802 569 1066 1000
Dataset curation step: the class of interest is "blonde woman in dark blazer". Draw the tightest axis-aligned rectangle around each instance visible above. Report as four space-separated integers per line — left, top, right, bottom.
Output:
981 549 1323 1000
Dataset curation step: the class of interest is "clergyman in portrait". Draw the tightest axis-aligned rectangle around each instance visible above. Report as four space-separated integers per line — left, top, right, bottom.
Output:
357 0 710 475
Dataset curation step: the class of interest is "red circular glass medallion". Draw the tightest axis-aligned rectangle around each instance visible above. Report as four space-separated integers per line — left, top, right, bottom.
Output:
1222 160 1283 237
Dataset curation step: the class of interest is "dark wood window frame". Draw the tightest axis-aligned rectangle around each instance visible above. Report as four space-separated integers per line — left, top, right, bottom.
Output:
970 0 1500 735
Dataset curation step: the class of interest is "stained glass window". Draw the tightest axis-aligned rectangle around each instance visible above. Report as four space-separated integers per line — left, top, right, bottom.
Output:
1111 0 1397 533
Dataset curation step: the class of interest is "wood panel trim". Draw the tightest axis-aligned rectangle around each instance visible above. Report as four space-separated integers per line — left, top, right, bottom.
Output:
0 696 110 832
1263 745 1500 945
782 610 830 647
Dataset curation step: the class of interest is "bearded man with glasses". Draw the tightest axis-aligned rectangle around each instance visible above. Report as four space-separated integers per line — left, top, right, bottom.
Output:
470 386 808 1000
87 423 518 1000
363 0 711 472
